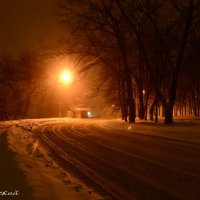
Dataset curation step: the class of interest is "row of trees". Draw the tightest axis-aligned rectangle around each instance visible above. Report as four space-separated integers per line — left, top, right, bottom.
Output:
57 0 200 123
0 51 48 120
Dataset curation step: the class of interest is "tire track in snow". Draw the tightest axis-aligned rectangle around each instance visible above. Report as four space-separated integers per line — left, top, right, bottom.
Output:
37 128 133 200
35 121 200 200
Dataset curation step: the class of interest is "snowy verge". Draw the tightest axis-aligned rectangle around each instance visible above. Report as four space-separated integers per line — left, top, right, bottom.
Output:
99 118 200 144
6 123 101 200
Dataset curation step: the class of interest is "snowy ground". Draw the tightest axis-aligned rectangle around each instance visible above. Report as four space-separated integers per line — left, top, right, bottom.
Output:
100 117 200 144
0 118 101 200
0 117 200 200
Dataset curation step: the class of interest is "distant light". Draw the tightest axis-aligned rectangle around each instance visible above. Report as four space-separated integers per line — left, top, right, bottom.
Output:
87 111 91 117
112 104 115 107
128 126 132 130
142 90 145 94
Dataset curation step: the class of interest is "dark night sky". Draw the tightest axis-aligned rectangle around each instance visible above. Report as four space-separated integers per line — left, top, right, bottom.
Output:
0 0 63 54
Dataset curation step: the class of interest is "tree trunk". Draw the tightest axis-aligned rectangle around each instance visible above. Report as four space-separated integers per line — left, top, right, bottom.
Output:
164 103 174 124
125 74 135 123
14 100 23 119
138 89 145 119
118 79 128 121
150 98 156 121
155 95 158 123
0 110 8 121
118 34 135 123
164 0 194 123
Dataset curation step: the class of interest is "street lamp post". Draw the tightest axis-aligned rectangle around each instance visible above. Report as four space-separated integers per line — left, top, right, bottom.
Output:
58 69 74 117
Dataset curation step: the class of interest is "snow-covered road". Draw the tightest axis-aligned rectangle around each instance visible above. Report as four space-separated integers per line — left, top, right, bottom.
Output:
34 119 200 200
1 118 200 200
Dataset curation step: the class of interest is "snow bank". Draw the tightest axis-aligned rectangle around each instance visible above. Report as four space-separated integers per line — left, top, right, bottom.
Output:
6 122 101 200
100 118 200 144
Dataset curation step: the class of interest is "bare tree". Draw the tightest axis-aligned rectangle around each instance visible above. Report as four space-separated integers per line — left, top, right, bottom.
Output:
56 0 200 123
116 0 199 123
0 51 47 119
56 0 137 122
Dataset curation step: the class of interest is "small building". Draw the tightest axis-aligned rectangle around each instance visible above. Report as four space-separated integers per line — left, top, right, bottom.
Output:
70 107 92 118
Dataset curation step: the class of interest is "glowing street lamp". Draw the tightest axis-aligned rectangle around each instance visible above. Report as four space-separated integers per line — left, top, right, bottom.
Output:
59 70 74 85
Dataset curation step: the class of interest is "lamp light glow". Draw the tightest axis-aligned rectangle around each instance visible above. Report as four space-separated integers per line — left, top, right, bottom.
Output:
60 70 73 85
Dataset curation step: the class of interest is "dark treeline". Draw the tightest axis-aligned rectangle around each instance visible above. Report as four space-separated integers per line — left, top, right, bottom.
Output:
0 51 57 120
56 0 200 123
0 51 38 120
